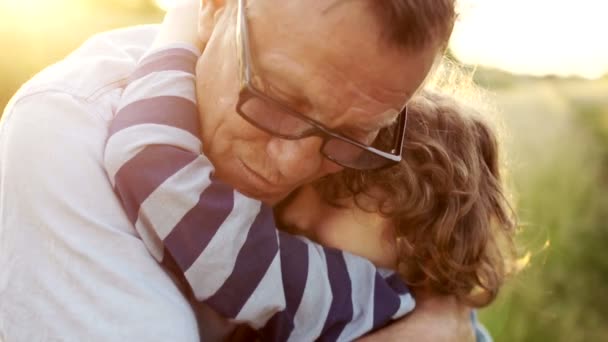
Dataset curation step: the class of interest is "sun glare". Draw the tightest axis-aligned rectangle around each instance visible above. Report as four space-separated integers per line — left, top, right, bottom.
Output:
154 0 174 11
1 0 604 79
0 0 87 31
0 0 63 13
451 0 608 79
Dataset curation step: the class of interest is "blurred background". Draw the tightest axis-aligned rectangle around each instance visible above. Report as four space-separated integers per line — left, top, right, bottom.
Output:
1 0 606 341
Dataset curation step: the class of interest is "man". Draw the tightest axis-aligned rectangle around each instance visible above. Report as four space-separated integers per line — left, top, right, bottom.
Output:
0 0 471 340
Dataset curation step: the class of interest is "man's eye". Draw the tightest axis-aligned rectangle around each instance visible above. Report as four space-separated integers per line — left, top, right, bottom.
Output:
267 84 301 106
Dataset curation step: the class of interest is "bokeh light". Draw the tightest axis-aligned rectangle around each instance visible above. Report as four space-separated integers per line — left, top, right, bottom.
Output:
154 0 173 11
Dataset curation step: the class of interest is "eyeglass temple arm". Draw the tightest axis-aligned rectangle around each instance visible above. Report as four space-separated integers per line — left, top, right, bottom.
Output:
391 105 408 155
237 0 253 86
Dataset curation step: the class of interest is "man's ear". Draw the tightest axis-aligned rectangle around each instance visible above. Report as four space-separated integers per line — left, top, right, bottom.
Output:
199 0 227 44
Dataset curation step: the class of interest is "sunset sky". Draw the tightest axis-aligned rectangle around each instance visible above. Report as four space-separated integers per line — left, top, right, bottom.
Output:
450 0 608 79
1 0 606 79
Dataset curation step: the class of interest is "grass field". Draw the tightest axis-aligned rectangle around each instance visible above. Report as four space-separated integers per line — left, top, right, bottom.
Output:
1 2 607 341
478 77 608 341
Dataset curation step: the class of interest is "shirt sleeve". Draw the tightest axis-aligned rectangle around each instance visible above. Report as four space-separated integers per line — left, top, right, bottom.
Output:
471 311 493 342
103 45 415 342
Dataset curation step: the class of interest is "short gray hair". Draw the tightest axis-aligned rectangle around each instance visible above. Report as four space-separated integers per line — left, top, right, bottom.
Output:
369 0 457 50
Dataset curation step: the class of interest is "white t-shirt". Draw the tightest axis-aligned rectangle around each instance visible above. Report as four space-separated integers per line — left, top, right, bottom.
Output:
0 25 202 342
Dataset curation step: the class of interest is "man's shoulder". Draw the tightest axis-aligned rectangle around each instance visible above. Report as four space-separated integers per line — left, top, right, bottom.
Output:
12 25 159 105
66 24 159 65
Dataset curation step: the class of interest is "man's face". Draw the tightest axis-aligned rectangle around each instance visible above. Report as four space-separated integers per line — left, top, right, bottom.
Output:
195 0 438 204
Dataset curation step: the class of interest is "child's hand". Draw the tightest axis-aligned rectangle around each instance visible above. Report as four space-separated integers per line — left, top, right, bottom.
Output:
358 293 475 342
153 0 205 51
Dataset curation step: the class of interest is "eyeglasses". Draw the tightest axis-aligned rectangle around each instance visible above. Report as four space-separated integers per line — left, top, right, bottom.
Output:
234 0 408 170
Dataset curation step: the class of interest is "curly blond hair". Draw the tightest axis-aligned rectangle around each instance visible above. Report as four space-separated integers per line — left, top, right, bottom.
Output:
316 88 517 307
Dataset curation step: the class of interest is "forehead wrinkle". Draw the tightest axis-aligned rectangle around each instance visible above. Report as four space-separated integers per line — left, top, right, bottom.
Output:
308 21 412 108
253 55 352 129
256 52 404 134
250 10 409 130
311 60 395 108
336 80 405 132
321 0 366 15
315 55 411 122
341 64 412 104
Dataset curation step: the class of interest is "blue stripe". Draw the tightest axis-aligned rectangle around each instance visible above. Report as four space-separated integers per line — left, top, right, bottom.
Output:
204 205 279 318
371 273 401 331
260 233 310 341
471 310 494 342
318 249 353 342
113 145 197 224
163 180 234 271
110 96 200 138
130 48 198 82
385 272 409 294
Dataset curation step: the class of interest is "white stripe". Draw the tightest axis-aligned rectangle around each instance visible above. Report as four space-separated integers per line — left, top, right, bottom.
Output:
133 156 214 262
104 124 201 185
378 268 395 279
288 240 333 342
379 269 416 320
337 254 377 342
392 291 416 320
185 192 262 300
235 252 285 329
118 71 197 112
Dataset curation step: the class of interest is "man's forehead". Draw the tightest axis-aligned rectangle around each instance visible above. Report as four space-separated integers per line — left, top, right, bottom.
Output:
254 48 414 132
317 65 412 131
250 0 435 130
258 0 367 16
252 55 405 136
250 0 423 92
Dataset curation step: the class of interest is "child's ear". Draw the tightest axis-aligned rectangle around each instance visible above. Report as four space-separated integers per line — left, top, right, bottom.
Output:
198 0 227 45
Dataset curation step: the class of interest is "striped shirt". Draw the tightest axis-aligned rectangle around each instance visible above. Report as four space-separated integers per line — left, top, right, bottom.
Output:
103 44 415 341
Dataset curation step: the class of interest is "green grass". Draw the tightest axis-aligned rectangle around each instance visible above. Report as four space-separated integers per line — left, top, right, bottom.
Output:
479 78 608 342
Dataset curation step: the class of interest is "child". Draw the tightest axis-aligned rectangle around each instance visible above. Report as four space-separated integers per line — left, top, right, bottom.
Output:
278 88 516 310
266 88 514 342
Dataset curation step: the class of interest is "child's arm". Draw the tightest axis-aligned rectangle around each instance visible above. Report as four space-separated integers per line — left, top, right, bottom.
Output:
104 46 414 341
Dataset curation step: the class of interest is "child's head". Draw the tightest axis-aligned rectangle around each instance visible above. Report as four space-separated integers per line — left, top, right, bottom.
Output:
277 89 517 307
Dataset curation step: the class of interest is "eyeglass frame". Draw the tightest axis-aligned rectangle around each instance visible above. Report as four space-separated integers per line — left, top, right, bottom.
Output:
234 0 408 170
